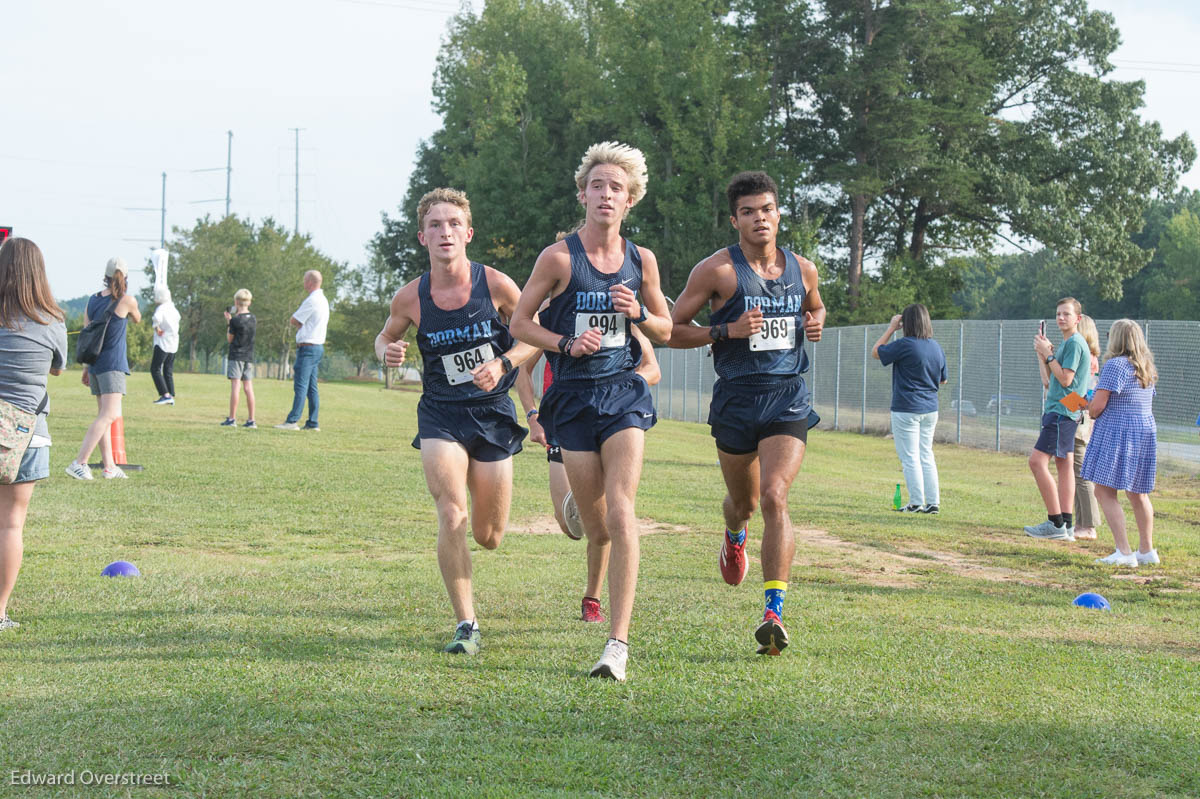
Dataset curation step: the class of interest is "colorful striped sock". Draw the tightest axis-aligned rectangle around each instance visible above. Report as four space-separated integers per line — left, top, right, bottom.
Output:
726 527 746 546
764 581 787 617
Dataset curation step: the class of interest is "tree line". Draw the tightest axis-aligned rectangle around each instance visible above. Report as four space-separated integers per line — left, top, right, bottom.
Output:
370 0 1194 326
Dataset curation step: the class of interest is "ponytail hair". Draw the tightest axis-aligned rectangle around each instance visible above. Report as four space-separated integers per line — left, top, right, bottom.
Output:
105 270 127 301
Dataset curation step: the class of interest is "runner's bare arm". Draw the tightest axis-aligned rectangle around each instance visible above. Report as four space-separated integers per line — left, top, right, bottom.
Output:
375 280 419 367
799 258 825 342
472 269 541 391
511 245 602 356
631 326 661 386
615 246 671 345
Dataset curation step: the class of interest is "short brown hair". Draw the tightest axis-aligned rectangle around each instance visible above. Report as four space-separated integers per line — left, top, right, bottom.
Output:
1056 296 1081 316
417 187 472 230
0 237 64 328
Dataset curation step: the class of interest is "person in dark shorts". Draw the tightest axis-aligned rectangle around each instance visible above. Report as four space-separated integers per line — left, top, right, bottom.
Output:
375 188 537 656
667 171 825 657
516 324 661 625
1024 297 1090 542
222 289 257 428
511 142 672 682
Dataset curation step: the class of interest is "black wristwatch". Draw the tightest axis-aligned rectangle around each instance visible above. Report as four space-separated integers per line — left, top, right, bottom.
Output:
1045 354 1055 364
498 354 513 374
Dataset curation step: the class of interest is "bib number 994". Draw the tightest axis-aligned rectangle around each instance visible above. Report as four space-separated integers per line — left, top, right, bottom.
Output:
442 343 495 385
575 312 625 348
749 316 795 351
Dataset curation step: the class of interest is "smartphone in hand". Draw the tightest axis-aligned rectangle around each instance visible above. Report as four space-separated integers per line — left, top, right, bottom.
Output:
1039 320 1045 336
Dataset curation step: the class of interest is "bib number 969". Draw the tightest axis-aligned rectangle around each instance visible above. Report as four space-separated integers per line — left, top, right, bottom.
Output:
749 316 795 351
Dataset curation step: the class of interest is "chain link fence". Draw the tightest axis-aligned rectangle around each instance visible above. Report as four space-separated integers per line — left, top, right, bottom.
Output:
615 319 1200 467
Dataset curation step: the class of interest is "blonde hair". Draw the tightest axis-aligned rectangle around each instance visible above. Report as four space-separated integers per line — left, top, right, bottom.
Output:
1077 314 1100 357
574 142 648 207
416 187 472 230
234 288 252 308
1104 319 1157 388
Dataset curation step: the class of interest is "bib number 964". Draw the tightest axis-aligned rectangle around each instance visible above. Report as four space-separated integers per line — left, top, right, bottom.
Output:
442 343 495 385
749 316 795 351
575 312 625 348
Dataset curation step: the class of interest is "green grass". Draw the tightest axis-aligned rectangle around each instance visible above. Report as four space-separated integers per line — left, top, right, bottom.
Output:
3 370 1199 798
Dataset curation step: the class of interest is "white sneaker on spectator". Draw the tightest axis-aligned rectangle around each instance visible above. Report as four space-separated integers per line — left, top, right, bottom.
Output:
1135 548 1160 566
102 465 128 479
1096 550 1138 567
64 461 93 480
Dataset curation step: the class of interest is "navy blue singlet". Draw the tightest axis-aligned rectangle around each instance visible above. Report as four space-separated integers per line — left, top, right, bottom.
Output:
709 245 810 386
542 232 641 385
416 262 517 403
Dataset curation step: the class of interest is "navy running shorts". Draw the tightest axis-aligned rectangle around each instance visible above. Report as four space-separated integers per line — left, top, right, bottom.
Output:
412 394 526 462
541 373 656 453
1033 411 1078 459
709 378 811 455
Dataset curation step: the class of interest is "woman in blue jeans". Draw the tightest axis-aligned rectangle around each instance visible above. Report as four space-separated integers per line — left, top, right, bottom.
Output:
872 304 947 513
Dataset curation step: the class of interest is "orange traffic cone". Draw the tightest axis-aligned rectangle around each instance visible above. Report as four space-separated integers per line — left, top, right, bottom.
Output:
110 416 128 465
90 415 143 471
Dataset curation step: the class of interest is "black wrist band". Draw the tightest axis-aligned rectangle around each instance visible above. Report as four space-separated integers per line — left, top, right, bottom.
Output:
710 325 719 341
526 408 539 420
499 354 513 374
558 335 571 354
632 305 648 324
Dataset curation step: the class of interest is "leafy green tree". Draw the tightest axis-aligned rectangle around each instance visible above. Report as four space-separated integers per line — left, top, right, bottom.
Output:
1142 209 1200 320
739 0 1195 308
145 216 343 372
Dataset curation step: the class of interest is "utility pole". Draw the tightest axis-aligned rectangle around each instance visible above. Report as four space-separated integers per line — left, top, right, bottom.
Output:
160 171 167 248
225 130 233 217
290 127 304 234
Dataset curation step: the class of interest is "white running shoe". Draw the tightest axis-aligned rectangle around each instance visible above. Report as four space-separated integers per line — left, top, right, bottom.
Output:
274 422 301 431
562 490 584 540
64 461 93 480
589 638 628 681
1096 550 1138 567
102 465 128 479
1135 548 1160 566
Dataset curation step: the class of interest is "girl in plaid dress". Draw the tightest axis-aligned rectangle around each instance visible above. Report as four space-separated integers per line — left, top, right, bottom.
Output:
1080 320 1159 567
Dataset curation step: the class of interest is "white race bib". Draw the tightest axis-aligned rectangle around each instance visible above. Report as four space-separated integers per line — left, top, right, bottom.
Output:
574 312 626 348
749 316 796 351
441 343 495 385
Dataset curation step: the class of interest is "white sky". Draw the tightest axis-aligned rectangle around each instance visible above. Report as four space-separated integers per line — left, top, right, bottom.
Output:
2 0 1197 300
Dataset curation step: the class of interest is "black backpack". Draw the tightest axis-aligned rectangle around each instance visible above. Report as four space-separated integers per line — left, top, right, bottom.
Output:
75 296 116 365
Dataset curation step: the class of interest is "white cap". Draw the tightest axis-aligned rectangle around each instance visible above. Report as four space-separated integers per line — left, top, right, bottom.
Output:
105 257 127 278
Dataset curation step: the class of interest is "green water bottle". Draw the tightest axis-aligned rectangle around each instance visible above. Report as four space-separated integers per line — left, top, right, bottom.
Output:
893 483 902 510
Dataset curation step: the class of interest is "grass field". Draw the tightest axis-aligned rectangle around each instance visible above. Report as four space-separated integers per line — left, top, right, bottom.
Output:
3 371 1199 798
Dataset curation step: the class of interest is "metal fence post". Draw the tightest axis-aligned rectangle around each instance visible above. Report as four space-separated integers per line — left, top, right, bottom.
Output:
667 342 674 419
811 338 817 408
834 329 842 430
957 321 964 444
696 345 703 423
861 326 868 433
995 321 1003 452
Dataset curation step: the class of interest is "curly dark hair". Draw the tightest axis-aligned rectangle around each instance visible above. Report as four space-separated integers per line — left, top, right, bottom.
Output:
726 171 779 216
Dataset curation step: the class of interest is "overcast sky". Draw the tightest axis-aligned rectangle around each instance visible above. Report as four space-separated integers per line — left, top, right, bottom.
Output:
2 0 1197 300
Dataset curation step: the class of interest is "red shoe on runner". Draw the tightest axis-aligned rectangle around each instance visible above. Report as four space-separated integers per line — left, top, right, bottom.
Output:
719 530 748 586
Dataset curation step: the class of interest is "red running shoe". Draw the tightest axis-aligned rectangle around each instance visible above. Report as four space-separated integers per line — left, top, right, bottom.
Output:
719 530 748 586
755 609 789 656
581 596 606 623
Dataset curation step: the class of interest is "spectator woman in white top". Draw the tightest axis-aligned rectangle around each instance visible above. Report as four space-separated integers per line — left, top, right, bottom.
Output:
150 284 181 405
0 238 68 631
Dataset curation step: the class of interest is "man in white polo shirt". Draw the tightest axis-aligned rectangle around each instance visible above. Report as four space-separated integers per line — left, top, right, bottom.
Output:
276 270 330 431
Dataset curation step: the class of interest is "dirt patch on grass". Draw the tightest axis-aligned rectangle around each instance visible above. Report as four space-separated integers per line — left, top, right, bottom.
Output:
520 516 690 537
790 527 1058 589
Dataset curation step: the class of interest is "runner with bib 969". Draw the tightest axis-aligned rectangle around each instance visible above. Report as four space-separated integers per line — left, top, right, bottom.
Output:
668 171 825 656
